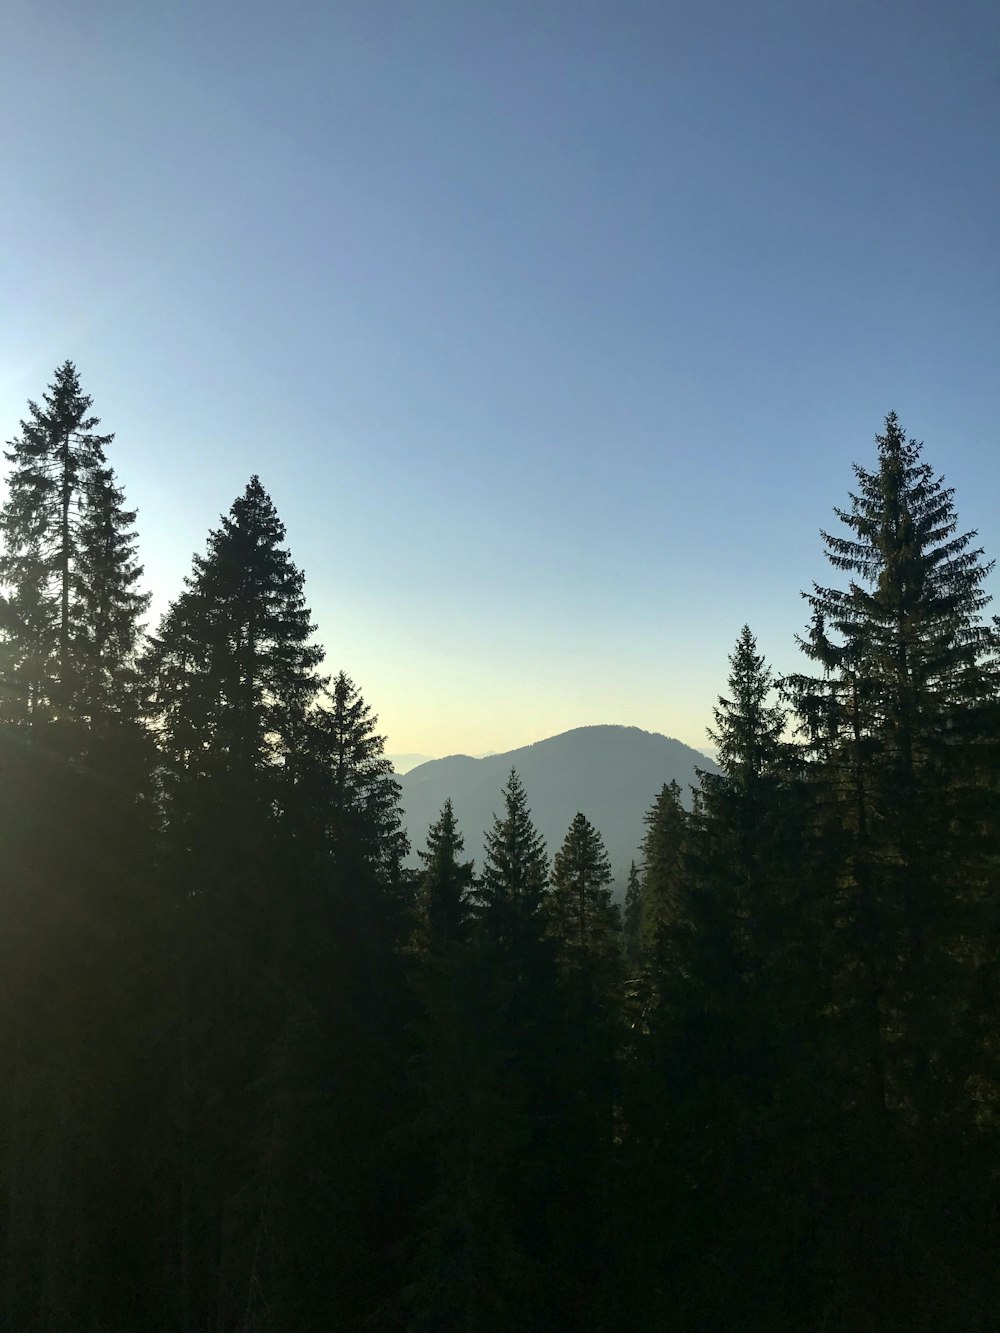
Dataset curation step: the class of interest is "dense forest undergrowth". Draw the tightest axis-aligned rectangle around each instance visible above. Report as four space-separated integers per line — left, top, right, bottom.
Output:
1 363 998 1330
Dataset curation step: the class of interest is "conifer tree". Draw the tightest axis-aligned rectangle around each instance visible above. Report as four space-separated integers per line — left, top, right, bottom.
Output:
546 813 622 1324
147 474 324 787
651 629 822 1328
0 362 129 721
549 813 616 949
144 477 328 1330
305 669 410 884
274 670 414 1328
477 768 549 947
402 800 500 1331
416 797 475 950
786 415 1000 1123
784 415 1000 1326
638 779 690 976
417 772 567 1325
697 625 802 984
617 779 694 1322
0 367 160 1331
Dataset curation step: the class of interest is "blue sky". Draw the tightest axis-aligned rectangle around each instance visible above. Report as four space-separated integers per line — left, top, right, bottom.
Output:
3 0 999 756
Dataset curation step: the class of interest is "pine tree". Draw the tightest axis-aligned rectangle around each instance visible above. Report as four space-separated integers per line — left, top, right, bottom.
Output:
638 779 690 976
144 477 328 1330
0 362 121 721
477 768 549 948
707 625 786 791
655 628 822 1330
304 669 410 885
147 474 324 788
548 812 620 966
403 798 516 1332
271 661 414 1325
432 772 566 1323
786 415 1000 1122
784 415 1000 1326
546 813 622 1326
0 367 161 1330
697 625 802 987
616 779 694 1323
416 798 475 950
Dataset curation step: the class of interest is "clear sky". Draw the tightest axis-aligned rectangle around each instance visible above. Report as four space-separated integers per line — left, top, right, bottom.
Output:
2 0 999 757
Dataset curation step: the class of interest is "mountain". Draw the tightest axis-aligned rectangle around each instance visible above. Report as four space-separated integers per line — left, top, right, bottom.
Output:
398 724 716 883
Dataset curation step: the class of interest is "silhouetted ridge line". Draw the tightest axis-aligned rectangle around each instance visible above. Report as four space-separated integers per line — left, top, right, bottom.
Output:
399 724 715 876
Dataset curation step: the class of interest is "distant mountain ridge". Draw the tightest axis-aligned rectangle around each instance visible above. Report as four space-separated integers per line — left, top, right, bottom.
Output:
398 724 717 882
387 753 436 775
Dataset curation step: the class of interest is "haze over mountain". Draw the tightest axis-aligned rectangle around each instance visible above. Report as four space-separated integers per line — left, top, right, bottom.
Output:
387 753 436 775
399 724 717 882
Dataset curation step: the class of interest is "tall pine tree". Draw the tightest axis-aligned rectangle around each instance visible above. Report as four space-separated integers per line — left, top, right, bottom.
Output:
0 362 115 720
0 365 159 1331
787 415 1000 1122
147 474 324 788
144 476 328 1331
785 415 1000 1327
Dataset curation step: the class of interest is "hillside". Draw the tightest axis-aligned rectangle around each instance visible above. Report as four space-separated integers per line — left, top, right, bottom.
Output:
398 724 716 882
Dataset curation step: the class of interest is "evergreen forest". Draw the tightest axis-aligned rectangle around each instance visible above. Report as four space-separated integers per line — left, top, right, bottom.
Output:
1 363 998 1332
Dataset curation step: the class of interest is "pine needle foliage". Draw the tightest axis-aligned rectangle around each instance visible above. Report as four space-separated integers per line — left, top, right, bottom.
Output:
307 669 410 883
638 780 690 975
146 475 325 784
785 415 1000 1126
416 798 475 950
548 812 620 964
0 362 145 722
477 768 550 947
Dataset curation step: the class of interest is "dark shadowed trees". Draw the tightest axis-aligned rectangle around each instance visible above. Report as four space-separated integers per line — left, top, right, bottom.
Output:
304 668 410 886
785 415 1000 1328
546 813 622 1327
621 859 642 973
72 461 150 721
476 768 549 947
0 364 159 1332
3 383 1000 1331
787 415 1000 1120
144 476 330 1329
659 627 819 1329
415 797 475 951
548 811 619 961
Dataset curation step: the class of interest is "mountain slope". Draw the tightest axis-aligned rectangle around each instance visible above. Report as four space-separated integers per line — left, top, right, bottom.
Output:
399 724 716 881
387 753 436 774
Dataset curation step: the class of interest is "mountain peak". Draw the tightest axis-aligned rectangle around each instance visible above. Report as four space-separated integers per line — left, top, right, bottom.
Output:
399 724 714 879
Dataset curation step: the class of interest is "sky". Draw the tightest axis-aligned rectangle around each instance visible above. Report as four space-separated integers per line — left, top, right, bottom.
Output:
2 0 999 758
